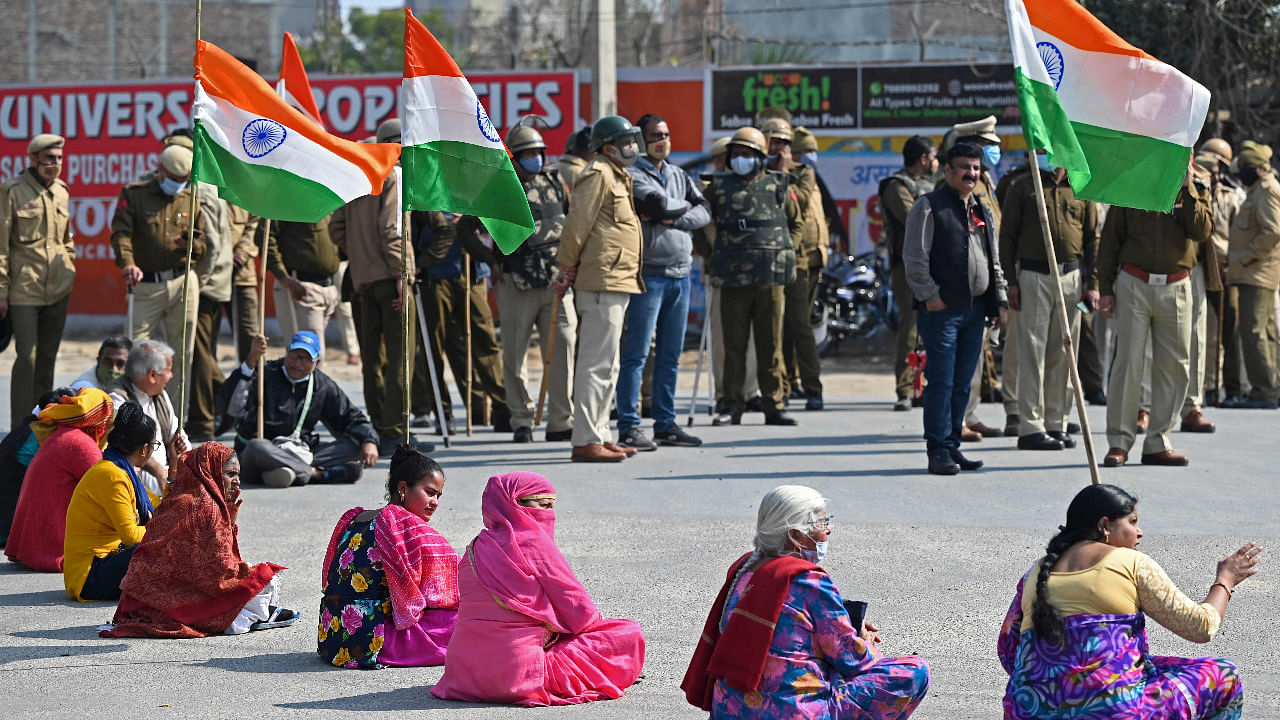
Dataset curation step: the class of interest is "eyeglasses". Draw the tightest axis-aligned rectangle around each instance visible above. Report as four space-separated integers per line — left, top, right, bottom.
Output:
148 441 163 451
811 514 834 531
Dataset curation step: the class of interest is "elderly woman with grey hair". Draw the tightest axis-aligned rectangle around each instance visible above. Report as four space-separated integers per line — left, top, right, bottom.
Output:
106 339 189 498
682 485 929 720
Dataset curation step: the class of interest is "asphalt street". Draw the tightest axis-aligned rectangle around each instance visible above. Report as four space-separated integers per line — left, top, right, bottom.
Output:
2 372 1278 719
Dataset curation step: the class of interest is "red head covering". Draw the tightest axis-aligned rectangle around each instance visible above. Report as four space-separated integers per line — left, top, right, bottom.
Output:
103 443 283 638
468 473 600 634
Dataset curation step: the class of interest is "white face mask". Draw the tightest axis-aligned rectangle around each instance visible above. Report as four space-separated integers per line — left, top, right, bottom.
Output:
801 540 828 564
158 175 188 196
730 155 759 176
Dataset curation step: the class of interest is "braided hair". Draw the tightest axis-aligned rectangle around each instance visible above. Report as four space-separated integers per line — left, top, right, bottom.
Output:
385 444 443 504
106 402 157 456
1032 484 1138 646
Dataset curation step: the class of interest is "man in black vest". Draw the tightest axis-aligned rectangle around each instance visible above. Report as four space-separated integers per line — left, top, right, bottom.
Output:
903 143 1009 475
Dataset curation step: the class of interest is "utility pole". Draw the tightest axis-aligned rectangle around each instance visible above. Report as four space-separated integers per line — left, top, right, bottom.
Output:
158 0 169 77
28 0 37 83
594 0 617 118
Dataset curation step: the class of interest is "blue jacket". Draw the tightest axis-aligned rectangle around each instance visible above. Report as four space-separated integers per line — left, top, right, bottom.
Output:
627 157 711 279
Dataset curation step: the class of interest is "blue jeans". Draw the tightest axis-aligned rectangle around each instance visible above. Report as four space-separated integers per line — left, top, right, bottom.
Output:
617 275 691 432
916 303 986 452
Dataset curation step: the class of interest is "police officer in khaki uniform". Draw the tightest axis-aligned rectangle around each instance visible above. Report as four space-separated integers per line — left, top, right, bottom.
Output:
880 135 937 411
0 134 75 428
1223 141 1280 409
1096 167 1214 467
226 205 263 361
553 115 646 463
703 126 801 427
555 127 594 191
267 217 341 357
761 117 827 411
492 124 577 442
111 144 206 405
999 155 1097 451
1197 140 1247 404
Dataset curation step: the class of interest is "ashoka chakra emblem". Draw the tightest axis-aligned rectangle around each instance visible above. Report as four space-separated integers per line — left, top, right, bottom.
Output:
476 101 500 143
243 118 287 158
1037 41 1065 91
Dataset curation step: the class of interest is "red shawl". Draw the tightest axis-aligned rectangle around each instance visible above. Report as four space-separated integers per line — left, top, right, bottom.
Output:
680 552 819 710
102 443 283 639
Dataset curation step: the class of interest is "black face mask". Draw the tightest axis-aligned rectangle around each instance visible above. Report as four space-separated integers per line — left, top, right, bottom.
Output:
1238 167 1261 186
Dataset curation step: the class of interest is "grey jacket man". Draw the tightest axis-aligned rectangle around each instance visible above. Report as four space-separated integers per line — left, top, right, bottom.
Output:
628 157 711 278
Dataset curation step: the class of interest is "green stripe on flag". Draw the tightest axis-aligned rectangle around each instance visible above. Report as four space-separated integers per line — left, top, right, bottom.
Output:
1014 69 1189 213
192 122 345 223
401 140 534 254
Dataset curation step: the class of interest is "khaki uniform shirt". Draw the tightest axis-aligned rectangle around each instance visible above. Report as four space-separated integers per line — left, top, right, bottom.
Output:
1209 182 1245 266
556 155 590 191
1226 173 1280 290
1095 184 1214 296
195 183 234 302
998 169 1098 288
330 169 413 292
557 157 644 295
110 177 207 273
227 205 262 288
789 164 829 269
0 169 75 306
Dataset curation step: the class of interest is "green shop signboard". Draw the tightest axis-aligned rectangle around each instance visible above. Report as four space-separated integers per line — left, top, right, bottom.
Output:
708 64 1018 135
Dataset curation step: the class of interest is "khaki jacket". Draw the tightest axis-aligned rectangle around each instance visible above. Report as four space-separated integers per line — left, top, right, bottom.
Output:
0 169 75 306
790 164 829 269
330 169 413 292
110 177 207 273
1227 173 1280 290
195 183 234 302
556 155 590 191
227 205 262 288
557 157 644 295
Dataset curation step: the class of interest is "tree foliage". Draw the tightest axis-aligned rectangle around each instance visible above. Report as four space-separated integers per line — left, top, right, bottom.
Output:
300 8 454 75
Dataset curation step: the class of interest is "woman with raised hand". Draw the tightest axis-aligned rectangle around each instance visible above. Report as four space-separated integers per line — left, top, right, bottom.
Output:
999 483 1261 719
101 442 295 638
682 484 929 719
318 445 459 668
432 472 645 706
63 402 157 601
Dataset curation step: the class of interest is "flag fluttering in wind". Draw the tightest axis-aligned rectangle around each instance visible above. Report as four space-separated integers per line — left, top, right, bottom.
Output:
191 40 399 222
1006 0 1210 212
277 32 324 129
400 9 534 253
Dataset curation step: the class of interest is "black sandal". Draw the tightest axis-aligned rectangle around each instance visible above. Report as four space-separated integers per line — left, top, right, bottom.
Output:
249 606 300 631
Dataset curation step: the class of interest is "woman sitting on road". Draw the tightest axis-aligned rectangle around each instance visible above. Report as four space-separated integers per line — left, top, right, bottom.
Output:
63 403 157 601
0 387 73 546
682 485 930 720
999 483 1261 719
101 442 296 638
318 445 459 668
432 472 645 706
5 387 113 572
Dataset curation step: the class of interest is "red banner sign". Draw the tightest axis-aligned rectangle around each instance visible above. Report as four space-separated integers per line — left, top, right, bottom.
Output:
0 70 579 314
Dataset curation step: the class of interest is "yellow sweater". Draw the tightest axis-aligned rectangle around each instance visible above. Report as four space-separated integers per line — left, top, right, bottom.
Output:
63 460 148 601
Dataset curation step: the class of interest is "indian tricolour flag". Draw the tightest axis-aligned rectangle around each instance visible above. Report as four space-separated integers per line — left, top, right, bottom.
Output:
400 9 534 253
192 40 400 222
1006 0 1210 212
277 32 324 130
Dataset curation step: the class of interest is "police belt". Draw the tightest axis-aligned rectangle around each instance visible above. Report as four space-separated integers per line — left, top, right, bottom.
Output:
1019 258 1080 275
140 268 188 283
717 217 787 232
293 271 334 286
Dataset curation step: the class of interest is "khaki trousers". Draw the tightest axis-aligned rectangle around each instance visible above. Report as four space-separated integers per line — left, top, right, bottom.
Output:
133 271 198 408
273 280 339 358
334 262 360 356
1235 283 1280 402
1137 264 1208 415
8 295 69 428
571 290 629 447
417 277 506 424
1016 268 1081 434
495 276 576 433
720 285 787 413
711 286 758 402
228 284 259 363
1207 284 1244 397
356 278 414 440
782 267 823 395
890 263 918 400
1106 271 1192 455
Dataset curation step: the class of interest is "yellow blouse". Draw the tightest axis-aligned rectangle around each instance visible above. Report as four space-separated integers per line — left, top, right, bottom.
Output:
1020 546 1221 642
63 460 148 601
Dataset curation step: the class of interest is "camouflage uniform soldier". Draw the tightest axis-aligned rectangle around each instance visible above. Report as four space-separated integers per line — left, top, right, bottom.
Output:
0 134 75 428
704 127 801 426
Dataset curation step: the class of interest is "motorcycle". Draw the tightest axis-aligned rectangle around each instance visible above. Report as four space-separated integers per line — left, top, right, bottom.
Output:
810 248 897 356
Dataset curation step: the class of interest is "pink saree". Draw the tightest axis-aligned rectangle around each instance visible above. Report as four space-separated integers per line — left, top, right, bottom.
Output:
430 473 644 706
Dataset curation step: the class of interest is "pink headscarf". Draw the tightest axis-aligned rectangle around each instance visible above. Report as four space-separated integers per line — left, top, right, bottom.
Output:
468 473 601 634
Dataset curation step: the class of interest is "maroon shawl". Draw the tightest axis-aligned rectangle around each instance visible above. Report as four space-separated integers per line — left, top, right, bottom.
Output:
102 443 283 638
681 552 819 710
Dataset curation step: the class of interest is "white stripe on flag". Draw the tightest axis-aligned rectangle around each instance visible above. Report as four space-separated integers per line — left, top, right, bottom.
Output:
194 84 371 202
401 75 504 149
1024 27 1209 148
1008 0 1053 87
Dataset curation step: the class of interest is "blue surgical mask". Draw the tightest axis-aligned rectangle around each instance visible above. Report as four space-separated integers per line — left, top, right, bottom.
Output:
799 152 818 168
518 156 543 174
158 175 188 196
282 365 311 385
982 145 1001 169
730 155 759 176
1036 153 1051 172
801 540 828 564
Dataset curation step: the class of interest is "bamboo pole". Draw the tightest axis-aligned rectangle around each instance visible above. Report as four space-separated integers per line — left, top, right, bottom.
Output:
177 0 205 431
463 249 473 436
257 219 270 439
